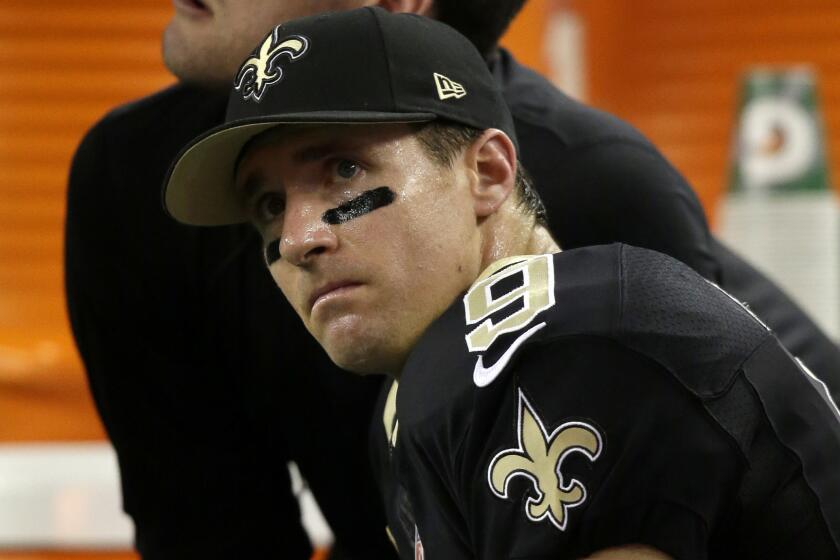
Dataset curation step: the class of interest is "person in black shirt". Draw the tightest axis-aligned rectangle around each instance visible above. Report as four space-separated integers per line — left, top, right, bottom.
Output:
65 0 840 558
162 9 840 558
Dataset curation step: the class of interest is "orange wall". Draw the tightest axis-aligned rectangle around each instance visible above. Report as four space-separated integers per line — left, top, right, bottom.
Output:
502 0 550 74
0 1 173 441
567 0 840 221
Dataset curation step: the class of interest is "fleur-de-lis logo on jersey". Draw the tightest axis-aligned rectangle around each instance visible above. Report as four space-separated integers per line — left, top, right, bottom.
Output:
234 28 309 102
488 389 602 531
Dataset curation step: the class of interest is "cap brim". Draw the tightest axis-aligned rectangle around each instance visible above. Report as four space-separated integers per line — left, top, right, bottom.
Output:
163 111 436 226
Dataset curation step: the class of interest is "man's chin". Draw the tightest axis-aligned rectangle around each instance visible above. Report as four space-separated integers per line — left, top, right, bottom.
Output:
161 25 231 87
316 309 423 375
322 337 397 376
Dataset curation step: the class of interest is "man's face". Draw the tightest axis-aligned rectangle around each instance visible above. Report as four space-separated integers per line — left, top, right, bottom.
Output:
163 0 372 86
236 123 483 374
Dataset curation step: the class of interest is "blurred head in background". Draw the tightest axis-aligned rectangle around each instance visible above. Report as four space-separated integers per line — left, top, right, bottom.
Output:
163 0 373 86
162 0 527 87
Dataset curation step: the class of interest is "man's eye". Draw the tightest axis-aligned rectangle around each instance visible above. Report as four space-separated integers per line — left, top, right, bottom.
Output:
336 159 360 179
256 192 285 222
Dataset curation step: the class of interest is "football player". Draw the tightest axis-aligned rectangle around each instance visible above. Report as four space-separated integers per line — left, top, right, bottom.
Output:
163 8 840 559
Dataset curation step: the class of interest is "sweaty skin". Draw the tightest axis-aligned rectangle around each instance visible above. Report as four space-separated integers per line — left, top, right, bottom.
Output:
263 185 397 265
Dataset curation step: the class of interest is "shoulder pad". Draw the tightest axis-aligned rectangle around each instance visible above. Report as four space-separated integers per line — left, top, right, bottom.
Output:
617 244 770 397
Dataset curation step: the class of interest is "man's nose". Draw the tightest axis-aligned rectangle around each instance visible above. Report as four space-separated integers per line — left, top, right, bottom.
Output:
279 202 338 266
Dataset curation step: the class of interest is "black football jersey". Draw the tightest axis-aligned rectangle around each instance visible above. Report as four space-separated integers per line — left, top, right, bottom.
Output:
371 244 840 560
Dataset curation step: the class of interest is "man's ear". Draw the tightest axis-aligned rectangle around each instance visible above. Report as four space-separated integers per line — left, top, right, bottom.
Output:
375 0 435 16
464 129 517 219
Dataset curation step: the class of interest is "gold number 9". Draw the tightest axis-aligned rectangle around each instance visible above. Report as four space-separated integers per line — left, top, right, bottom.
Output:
464 255 555 352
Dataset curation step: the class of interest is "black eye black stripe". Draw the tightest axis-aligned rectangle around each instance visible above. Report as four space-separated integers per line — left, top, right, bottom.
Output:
322 186 396 225
263 186 397 264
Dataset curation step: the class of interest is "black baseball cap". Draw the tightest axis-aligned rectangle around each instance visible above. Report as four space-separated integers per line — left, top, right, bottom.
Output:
163 6 518 226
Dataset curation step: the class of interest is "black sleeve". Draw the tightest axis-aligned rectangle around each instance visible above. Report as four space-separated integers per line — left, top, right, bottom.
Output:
462 338 741 560
65 120 312 559
65 117 136 444
520 126 720 282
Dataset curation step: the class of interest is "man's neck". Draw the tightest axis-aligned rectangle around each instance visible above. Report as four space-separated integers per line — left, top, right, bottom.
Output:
525 224 561 255
479 210 561 272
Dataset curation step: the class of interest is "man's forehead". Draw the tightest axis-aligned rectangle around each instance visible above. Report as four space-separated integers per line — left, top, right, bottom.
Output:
236 124 321 168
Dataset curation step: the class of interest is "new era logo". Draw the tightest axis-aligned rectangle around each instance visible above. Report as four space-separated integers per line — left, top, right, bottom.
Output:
434 73 467 100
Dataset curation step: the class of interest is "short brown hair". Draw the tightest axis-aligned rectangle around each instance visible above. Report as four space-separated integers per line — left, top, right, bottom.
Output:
414 121 548 227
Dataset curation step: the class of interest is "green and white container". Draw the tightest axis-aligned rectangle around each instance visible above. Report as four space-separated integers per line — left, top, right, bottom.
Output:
719 67 838 341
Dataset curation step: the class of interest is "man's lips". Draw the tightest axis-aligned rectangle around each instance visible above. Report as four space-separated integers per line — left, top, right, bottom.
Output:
309 282 362 311
172 0 212 17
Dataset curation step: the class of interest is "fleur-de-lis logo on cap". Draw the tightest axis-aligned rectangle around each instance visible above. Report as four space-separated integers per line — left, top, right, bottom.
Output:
234 28 309 102
488 389 602 531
